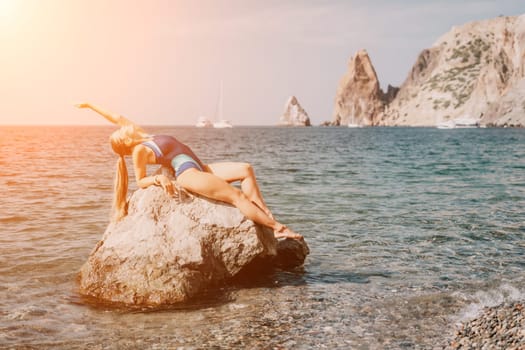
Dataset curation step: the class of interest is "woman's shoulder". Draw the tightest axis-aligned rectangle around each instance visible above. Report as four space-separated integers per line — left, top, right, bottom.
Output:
132 143 149 155
152 134 179 144
153 134 175 139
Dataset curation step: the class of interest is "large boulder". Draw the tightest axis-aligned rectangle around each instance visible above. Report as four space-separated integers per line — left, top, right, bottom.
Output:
78 184 309 307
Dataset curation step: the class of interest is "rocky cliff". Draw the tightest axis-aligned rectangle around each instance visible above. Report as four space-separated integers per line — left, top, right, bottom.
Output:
332 14 525 127
332 50 393 126
279 96 311 126
78 182 309 308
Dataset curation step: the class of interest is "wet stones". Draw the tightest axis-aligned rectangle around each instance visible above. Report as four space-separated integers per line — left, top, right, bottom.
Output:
446 302 525 349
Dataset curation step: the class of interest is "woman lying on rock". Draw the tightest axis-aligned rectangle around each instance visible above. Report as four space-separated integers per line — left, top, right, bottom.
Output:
76 103 302 240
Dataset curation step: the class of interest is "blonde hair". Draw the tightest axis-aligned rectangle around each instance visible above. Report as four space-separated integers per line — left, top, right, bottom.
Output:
112 155 128 222
109 124 148 221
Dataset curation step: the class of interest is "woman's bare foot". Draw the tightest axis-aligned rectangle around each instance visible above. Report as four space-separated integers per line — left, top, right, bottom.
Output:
274 225 303 240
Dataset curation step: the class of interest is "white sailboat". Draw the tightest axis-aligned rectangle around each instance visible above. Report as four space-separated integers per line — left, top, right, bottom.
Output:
213 81 233 129
436 119 456 129
436 115 480 129
454 115 479 128
213 119 233 128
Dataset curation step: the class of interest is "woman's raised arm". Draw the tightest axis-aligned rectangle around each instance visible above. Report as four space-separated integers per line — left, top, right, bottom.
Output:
75 103 137 127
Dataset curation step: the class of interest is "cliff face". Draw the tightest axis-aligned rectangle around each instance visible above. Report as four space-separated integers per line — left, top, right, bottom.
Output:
332 14 525 127
332 50 389 126
383 14 525 127
279 96 311 126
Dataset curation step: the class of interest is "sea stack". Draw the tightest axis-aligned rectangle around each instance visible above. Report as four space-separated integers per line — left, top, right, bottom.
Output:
279 96 311 126
332 49 393 126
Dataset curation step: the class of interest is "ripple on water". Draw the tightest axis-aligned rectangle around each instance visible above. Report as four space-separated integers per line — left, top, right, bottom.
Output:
0 126 524 348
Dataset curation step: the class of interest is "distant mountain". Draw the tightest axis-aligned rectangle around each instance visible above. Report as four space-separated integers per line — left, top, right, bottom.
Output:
331 14 525 127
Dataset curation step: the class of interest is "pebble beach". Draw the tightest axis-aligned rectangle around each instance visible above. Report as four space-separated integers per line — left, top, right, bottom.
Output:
446 302 525 349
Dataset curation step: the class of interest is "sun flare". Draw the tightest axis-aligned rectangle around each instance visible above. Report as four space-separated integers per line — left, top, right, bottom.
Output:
0 0 18 22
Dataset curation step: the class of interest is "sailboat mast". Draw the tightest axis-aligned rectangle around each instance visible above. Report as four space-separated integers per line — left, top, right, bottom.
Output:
219 80 223 122
212 80 232 128
215 80 223 122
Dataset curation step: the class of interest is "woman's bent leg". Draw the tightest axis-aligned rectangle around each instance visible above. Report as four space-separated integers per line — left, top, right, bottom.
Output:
177 168 275 228
206 162 274 218
177 169 301 239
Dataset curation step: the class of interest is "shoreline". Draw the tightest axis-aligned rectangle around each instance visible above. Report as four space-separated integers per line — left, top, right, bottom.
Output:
445 302 525 349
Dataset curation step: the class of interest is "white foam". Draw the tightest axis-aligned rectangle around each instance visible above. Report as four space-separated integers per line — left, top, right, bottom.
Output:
453 284 525 322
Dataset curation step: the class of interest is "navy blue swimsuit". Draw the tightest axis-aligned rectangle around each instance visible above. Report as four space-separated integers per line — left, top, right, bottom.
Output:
142 135 204 177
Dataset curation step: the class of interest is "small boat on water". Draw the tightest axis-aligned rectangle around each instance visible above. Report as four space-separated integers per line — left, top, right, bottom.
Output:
213 119 233 128
195 116 212 128
436 116 480 129
454 116 479 128
436 120 456 129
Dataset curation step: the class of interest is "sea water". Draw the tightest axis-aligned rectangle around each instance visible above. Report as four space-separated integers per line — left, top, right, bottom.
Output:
1 126 524 349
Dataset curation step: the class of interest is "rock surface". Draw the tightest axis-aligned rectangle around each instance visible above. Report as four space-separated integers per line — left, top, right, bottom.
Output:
383 14 525 127
279 96 311 126
331 14 525 127
78 185 309 307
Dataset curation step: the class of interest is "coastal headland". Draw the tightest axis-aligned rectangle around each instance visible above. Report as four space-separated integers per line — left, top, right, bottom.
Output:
329 13 525 127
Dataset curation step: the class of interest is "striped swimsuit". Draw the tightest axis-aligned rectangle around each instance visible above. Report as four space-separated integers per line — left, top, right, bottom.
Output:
142 135 204 178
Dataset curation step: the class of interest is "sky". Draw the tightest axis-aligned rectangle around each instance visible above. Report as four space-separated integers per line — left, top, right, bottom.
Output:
0 0 523 126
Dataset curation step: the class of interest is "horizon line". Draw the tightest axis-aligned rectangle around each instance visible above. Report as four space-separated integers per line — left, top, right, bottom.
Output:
0 124 314 127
